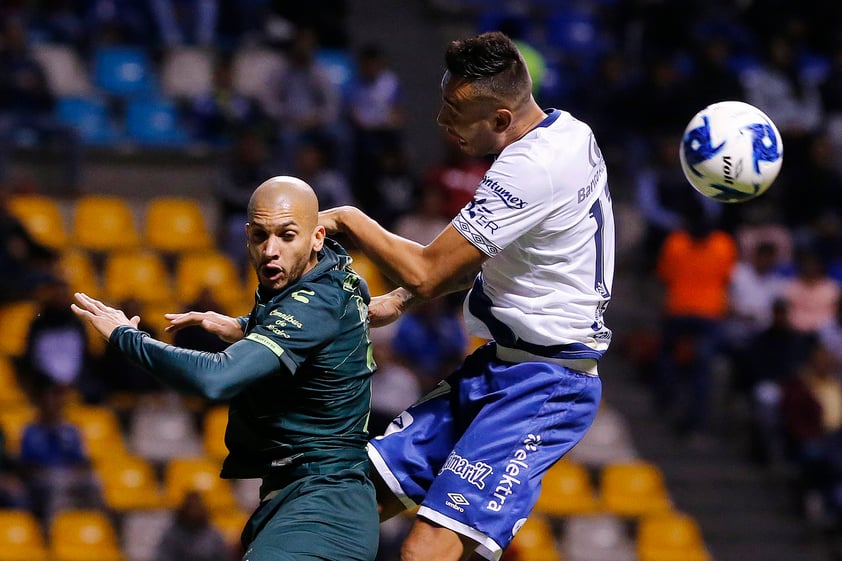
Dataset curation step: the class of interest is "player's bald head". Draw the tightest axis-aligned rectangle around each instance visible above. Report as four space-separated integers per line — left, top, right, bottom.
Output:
247 176 319 228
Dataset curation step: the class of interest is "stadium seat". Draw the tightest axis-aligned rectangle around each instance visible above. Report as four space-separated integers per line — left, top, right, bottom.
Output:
5 194 68 249
0 358 28 407
160 47 214 100
560 514 637 561
31 44 93 97
0 509 49 561
94 454 163 512
509 514 561 561
231 47 286 101
202 405 229 462
0 406 36 455
637 512 711 561
103 250 173 304
143 197 212 254
57 250 100 296
93 46 157 98
125 98 190 147
534 460 599 517
72 196 140 252
120 510 172 561
0 301 39 358
65 405 127 461
600 461 673 518
163 457 238 513
567 404 638 467
55 96 120 146
174 252 243 306
49 510 123 561
127 402 202 462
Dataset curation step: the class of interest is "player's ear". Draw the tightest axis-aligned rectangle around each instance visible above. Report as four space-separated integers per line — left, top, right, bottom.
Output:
493 109 512 132
313 225 325 251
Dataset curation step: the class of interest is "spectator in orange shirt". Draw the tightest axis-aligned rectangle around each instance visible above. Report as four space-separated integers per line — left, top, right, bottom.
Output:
654 209 738 437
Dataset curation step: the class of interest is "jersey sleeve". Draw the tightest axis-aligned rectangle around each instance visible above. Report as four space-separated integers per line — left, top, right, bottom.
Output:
451 149 556 256
245 281 344 376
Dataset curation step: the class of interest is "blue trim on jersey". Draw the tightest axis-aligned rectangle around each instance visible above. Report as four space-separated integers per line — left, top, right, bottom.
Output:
466 276 605 360
536 109 562 128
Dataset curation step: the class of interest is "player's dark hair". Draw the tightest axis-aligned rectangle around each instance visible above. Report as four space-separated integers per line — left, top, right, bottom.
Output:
445 31 532 106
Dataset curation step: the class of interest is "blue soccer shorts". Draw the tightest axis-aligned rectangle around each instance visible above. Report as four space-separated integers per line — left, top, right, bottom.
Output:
367 343 602 560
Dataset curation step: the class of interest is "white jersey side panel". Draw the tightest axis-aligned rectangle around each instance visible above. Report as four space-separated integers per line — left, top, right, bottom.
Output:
452 109 614 359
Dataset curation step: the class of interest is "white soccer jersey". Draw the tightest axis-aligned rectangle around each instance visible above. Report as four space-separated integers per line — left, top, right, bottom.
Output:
452 109 615 361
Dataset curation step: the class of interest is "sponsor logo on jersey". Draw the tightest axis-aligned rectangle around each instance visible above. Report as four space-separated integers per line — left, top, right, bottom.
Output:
487 434 542 512
577 160 606 204
440 452 493 490
269 310 303 328
445 492 470 512
465 198 499 233
382 411 414 436
480 176 528 209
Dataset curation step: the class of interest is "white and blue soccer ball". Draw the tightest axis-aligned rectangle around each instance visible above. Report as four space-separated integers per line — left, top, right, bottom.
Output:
679 100 783 203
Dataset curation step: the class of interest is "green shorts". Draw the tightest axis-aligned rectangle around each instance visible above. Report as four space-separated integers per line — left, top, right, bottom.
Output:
241 468 379 561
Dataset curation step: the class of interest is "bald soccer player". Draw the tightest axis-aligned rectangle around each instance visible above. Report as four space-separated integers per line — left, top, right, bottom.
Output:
72 176 379 561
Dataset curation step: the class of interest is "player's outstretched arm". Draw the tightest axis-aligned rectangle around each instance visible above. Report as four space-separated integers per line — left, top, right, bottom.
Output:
164 311 245 343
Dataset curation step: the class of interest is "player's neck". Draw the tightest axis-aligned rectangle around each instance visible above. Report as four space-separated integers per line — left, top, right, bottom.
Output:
509 103 549 144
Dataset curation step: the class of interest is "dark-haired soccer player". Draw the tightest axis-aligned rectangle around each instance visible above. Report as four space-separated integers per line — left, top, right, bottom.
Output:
321 31 615 561
72 177 379 561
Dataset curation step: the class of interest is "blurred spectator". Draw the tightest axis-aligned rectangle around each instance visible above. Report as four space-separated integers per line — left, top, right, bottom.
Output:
347 43 405 200
17 277 100 402
654 209 738 436
391 298 467 391
172 288 229 353
0 16 81 192
149 0 218 47
367 145 419 229
157 490 238 561
19 382 102 522
293 137 354 210
393 189 450 246
0 192 58 303
266 27 347 176
780 338 842 521
368 324 421 437
422 132 490 219
820 298 842 365
780 132 842 232
268 1 349 48
0 425 29 510
782 249 841 334
626 53 697 140
685 34 746 111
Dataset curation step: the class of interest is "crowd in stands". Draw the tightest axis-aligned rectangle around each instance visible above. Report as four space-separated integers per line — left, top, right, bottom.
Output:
0 0 842 559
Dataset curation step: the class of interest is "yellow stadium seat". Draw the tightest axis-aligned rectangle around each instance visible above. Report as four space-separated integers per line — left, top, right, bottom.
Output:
174 252 244 306
600 461 672 518
348 252 390 297
0 358 28 406
57 250 100 296
0 509 48 561
49 510 123 561
6 195 68 249
534 460 599 517
164 457 237 513
72 196 140 252
0 406 35 455
203 405 229 462
637 512 711 561
211 508 249 550
103 250 173 304
0 301 39 358
65 405 127 461
509 514 562 561
144 197 212 253
94 454 162 512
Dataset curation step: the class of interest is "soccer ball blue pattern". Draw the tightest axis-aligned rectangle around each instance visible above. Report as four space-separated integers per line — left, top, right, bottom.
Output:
679 101 783 203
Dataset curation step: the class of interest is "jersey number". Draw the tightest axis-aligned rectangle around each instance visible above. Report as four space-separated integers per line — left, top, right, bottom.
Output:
589 199 610 299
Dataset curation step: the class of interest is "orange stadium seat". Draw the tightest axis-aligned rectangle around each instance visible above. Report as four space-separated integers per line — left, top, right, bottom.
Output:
560 514 637 561
65 405 127 461
637 511 711 561
0 509 48 561
174 251 244 306
6 194 68 249
57 250 100 296
600 461 672 518
0 301 39 358
509 514 562 561
163 457 238 513
0 406 36 455
0 358 28 406
348 251 390 297
103 250 173 304
144 197 212 254
202 405 229 462
534 460 599 517
49 510 123 561
72 195 140 252
95 454 163 512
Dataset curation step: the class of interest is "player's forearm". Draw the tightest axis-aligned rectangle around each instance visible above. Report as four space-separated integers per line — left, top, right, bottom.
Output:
111 326 278 401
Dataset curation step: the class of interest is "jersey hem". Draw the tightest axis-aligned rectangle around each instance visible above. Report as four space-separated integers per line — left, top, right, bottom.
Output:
416 506 502 561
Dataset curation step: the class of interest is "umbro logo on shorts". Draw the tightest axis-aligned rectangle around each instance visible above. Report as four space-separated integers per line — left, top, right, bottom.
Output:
445 493 470 512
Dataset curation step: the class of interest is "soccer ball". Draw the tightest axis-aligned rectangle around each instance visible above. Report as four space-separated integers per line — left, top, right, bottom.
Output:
679 100 783 203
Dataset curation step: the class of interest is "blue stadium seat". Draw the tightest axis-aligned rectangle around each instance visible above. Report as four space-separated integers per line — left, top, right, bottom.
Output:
93 46 157 97
55 96 119 145
125 98 189 147
316 48 355 94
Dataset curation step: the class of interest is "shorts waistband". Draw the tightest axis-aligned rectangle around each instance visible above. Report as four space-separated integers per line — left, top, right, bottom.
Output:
495 345 599 376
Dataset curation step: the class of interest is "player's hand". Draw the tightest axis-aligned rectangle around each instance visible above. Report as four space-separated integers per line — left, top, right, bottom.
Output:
368 289 413 328
164 311 244 343
71 292 140 340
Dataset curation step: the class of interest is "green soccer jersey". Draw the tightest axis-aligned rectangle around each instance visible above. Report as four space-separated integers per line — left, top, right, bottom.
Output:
110 239 375 481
